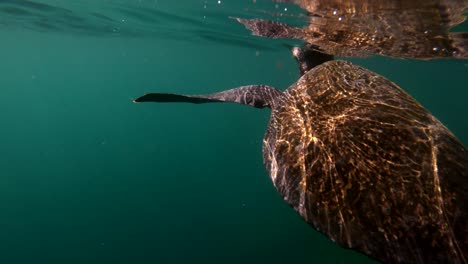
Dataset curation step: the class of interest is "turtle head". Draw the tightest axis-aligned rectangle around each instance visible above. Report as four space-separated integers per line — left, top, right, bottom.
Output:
293 44 334 75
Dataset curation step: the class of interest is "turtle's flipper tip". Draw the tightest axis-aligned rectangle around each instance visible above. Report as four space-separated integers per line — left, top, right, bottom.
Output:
233 17 254 31
228 16 241 22
134 93 177 103
133 93 155 104
133 97 141 103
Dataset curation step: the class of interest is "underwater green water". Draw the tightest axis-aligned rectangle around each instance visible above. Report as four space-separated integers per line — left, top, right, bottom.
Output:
0 1 466 263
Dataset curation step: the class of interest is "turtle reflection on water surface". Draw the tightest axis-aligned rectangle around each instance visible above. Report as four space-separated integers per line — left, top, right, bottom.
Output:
134 52 467 263
240 0 468 59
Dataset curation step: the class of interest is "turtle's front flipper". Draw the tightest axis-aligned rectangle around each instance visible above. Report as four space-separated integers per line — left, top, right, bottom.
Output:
134 85 282 109
236 18 306 39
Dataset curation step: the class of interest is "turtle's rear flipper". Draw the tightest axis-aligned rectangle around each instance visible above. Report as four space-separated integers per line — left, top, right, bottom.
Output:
134 85 282 109
236 18 306 39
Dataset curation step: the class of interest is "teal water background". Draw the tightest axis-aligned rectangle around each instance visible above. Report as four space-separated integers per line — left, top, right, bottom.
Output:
0 1 467 263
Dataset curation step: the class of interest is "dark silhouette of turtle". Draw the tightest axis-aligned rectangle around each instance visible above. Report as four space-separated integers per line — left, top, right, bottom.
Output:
238 0 468 59
134 46 467 263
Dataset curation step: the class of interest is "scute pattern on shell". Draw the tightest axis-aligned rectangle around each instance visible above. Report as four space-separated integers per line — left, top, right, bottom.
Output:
262 60 467 263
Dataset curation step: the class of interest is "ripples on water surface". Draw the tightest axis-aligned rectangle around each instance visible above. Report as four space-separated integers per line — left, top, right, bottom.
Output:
0 1 466 264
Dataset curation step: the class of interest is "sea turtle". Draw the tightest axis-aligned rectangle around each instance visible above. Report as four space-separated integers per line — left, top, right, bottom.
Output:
134 46 467 263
